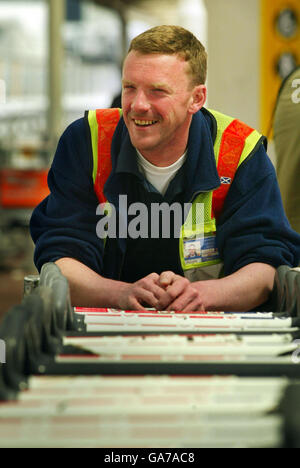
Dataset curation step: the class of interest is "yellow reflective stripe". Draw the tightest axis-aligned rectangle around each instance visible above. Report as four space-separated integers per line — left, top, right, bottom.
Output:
181 192 213 235
181 220 216 238
179 191 217 271
88 110 99 184
209 108 262 170
184 259 221 270
238 129 262 168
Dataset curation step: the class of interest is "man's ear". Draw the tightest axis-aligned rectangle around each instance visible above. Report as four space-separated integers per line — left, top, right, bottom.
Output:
189 85 207 114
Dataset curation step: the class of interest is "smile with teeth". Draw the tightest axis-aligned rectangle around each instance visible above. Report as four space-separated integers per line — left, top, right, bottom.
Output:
134 119 158 126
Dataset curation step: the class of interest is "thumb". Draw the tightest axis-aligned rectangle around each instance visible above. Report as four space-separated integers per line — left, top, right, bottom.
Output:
159 271 176 288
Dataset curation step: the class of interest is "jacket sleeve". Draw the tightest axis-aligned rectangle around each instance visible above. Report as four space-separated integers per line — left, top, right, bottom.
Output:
30 118 105 274
216 143 300 276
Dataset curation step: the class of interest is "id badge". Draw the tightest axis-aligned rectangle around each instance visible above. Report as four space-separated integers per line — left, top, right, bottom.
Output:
182 231 220 269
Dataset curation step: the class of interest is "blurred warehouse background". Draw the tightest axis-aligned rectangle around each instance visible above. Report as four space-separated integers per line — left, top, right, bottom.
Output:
0 0 299 316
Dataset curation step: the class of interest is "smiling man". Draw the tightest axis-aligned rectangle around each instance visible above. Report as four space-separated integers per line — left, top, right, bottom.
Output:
122 52 205 166
30 25 300 312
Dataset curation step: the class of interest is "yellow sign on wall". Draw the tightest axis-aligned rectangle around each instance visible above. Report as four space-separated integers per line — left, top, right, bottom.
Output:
261 0 300 137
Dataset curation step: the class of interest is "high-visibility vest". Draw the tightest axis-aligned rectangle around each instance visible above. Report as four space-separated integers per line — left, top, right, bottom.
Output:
87 108 263 280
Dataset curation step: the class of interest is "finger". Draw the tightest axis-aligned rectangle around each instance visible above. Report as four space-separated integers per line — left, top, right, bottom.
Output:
155 289 175 310
128 298 147 311
159 271 177 288
134 287 160 309
138 281 168 306
138 273 162 292
157 277 189 310
145 272 160 284
166 288 198 311
137 274 171 308
165 276 189 297
151 284 170 301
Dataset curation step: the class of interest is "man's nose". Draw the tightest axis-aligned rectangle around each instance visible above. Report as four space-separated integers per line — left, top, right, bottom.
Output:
131 90 150 113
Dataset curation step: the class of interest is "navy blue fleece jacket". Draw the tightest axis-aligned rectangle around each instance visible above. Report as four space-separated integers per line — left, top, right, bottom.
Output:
30 109 300 280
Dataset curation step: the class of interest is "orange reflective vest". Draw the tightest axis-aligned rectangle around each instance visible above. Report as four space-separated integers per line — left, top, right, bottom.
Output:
87 108 263 280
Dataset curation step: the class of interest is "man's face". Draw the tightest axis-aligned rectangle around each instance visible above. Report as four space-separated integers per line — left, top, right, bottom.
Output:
189 245 197 256
122 52 205 164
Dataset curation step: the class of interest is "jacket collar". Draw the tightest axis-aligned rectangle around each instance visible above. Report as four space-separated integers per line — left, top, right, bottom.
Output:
104 108 221 201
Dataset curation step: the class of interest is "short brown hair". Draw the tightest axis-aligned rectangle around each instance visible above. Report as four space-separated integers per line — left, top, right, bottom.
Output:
128 25 207 86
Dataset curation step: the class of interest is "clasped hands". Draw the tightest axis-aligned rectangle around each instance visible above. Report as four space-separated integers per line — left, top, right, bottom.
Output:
118 271 206 312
